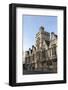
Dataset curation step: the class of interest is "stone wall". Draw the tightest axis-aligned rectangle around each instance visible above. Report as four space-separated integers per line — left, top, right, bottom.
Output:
23 26 57 73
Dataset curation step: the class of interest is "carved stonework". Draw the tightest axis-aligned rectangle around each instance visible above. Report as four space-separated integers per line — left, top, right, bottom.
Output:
23 26 57 73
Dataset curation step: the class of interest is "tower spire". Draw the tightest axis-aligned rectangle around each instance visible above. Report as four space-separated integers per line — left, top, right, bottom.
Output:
39 26 44 32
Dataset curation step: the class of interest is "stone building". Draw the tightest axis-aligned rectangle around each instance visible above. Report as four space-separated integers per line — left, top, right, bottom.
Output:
23 26 57 73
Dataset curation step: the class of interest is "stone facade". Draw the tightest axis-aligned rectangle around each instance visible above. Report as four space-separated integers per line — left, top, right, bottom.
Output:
23 26 57 73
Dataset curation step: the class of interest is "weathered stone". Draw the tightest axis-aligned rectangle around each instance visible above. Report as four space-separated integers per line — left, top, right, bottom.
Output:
23 26 57 73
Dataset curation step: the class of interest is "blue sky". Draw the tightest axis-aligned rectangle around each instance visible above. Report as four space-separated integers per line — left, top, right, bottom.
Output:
22 15 57 51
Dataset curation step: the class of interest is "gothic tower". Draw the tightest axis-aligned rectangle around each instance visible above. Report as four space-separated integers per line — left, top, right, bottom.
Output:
35 26 50 49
